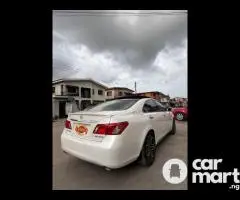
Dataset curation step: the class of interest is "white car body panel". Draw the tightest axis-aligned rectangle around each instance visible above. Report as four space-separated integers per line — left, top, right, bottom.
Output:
61 98 174 169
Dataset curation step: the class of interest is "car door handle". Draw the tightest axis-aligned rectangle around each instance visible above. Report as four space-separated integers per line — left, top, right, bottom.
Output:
149 116 154 119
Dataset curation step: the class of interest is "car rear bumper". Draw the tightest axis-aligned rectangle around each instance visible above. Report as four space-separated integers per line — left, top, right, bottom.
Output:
61 131 136 169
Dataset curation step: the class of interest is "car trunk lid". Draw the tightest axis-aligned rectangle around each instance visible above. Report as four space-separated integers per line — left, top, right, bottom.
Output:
67 111 125 142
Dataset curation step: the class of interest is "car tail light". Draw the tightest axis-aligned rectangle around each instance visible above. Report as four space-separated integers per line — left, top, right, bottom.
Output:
65 120 72 129
93 122 129 135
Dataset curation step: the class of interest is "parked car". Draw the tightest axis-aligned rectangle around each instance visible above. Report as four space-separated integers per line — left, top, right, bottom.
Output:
61 96 176 169
171 107 188 121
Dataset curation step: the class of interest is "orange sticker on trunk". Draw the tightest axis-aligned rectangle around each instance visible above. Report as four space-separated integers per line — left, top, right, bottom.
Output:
75 125 88 135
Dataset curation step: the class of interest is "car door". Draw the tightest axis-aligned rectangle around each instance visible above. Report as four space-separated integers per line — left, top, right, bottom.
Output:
142 99 165 143
155 100 172 135
164 106 173 131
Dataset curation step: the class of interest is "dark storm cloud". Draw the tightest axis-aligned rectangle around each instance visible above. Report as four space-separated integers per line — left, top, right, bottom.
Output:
53 10 187 71
52 10 188 97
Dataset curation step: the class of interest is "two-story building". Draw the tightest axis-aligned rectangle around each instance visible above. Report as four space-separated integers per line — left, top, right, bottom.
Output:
52 78 108 118
135 91 169 101
105 87 134 100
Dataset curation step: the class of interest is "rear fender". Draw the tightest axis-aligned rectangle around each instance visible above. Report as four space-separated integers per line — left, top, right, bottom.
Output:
137 126 155 156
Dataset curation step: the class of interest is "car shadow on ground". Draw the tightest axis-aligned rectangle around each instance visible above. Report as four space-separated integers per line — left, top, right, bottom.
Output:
54 133 178 190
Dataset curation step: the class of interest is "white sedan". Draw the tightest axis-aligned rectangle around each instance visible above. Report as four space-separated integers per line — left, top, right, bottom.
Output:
61 97 176 169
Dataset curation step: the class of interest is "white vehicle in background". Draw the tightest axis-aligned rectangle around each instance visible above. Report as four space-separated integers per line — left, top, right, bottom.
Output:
61 96 176 169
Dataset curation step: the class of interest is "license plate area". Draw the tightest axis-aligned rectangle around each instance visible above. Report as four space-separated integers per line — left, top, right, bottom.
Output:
73 123 90 136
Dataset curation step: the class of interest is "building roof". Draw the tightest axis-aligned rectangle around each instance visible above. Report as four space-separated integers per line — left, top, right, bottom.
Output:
172 97 188 99
106 95 149 101
136 91 169 97
137 91 161 94
52 78 108 89
105 87 134 92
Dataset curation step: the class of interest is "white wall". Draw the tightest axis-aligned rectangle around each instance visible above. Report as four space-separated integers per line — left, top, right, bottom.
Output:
52 100 59 118
160 97 168 102
91 82 106 101
105 90 114 99
121 89 133 96
105 89 133 99
54 85 62 96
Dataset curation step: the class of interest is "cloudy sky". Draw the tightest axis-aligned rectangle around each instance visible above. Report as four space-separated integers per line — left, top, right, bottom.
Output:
53 10 187 97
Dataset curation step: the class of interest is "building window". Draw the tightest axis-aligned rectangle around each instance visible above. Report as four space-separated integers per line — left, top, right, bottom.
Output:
98 90 103 95
92 89 94 95
75 100 80 110
107 91 112 96
81 87 91 98
119 91 123 96
81 100 91 110
66 85 79 96
52 87 55 93
61 85 63 96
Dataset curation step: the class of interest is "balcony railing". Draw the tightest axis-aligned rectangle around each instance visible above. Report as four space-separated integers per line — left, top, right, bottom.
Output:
55 92 79 96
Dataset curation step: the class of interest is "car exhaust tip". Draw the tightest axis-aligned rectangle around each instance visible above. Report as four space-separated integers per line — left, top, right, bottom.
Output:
104 167 111 171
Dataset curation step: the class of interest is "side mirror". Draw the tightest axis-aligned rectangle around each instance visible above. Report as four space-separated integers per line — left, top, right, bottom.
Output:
167 108 172 111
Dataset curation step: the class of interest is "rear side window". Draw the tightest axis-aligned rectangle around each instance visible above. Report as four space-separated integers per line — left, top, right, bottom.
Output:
142 99 158 112
87 99 139 112
154 100 167 112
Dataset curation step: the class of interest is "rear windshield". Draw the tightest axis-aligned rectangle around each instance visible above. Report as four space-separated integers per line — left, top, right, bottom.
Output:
86 99 139 112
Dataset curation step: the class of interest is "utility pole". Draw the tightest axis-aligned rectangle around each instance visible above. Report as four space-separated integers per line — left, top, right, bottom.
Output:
134 81 136 93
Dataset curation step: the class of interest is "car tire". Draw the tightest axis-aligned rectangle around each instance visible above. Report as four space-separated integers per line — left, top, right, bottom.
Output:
176 112 184 121
170 119 176 135
139 132 156 166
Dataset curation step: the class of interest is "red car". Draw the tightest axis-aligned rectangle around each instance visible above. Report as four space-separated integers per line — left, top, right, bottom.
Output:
171 107 188 121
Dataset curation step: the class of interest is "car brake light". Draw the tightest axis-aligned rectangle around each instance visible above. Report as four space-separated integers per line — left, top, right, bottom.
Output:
93 122 129 135
65 120 72 129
